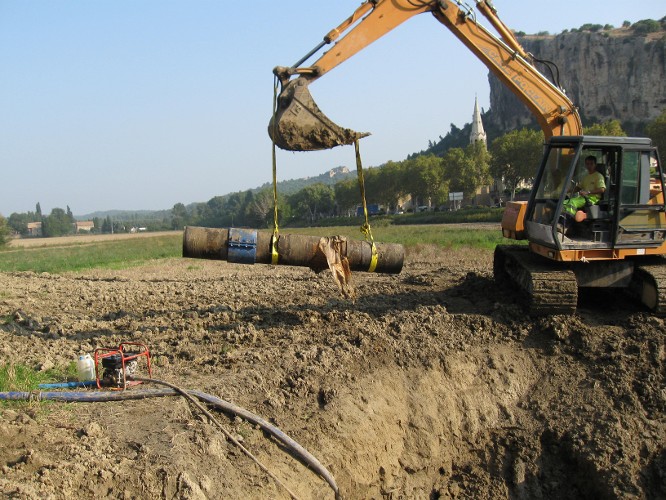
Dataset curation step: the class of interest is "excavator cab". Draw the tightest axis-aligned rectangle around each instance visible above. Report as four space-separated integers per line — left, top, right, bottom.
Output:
525 136 665 257
495 136 666 315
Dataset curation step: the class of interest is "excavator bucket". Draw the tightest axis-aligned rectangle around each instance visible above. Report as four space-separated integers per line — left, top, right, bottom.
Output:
269 78 369 151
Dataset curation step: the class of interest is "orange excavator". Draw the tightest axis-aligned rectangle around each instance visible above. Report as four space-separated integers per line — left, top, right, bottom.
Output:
269 0 665 315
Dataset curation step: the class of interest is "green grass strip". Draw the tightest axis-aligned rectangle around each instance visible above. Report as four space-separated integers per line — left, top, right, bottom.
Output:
0 363 76 392
0 234 181 273
288 225 524 251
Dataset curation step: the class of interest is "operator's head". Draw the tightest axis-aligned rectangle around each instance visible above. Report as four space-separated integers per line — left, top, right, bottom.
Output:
585 155 597 173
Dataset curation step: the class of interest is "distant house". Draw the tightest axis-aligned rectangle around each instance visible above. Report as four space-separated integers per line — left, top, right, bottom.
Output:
75 220 95 233
26 221 42 237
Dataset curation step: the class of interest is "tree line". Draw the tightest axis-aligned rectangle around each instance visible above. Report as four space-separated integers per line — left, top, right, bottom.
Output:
2 203 175 239
2 112 665 246
172 117 662 230
5 203 77 237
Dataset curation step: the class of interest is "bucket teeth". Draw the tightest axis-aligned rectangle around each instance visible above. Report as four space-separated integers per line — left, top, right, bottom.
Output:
269 79 369 151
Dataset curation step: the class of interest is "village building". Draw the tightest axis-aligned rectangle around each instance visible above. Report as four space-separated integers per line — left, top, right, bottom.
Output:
26 221 42 237
75 220 95 233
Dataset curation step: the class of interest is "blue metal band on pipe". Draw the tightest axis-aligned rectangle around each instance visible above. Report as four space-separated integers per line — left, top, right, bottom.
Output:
227 227 257 264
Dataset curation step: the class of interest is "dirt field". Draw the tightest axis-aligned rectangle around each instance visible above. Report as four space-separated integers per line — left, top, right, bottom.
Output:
7 231 179 248
0 234 664 499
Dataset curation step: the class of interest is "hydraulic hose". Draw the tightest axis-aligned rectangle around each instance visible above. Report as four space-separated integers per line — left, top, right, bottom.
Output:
0 385 340 500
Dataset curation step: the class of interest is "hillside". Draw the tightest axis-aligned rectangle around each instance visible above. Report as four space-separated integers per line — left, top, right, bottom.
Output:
253 166 355 196
75 167 355 220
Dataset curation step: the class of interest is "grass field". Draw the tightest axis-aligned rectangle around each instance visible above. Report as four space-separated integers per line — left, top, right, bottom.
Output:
0 225 523 274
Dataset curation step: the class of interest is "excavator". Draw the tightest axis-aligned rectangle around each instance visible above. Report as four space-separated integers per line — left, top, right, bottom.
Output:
269 0 666 315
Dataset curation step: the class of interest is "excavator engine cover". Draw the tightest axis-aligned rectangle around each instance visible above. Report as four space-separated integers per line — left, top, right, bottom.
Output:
269 78 369 151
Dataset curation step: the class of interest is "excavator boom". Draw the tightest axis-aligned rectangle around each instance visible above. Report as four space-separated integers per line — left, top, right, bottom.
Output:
269 0 582 151
269 1 666 315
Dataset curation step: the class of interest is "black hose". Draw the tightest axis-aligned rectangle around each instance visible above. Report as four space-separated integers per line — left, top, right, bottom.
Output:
189 389 341 499
0 386 341 499
133 377 300 500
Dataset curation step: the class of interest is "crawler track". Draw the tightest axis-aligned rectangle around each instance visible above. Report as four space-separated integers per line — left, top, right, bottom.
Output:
494 245 578 315
632 258 666 314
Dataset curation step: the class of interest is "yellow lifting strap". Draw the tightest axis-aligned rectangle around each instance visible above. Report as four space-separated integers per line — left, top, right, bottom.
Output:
354 139 378 273
270 77 280 265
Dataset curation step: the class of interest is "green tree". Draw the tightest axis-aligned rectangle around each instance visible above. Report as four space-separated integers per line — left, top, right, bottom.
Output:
442 147 466 196
171 202 188 230
334 178 360 216
101 216 112 233
374 160 408 210
632 19 661 35
203 196 227 227
404 154 447 207
8 212 31 235
66 205 75 223
490 128 543 200
584 119 627 137
224 191 249 227
646 110 666 156
579 23 603 32
465 140 493 195
288 183 335 223
42 208 74 237
36 202 42 219
245 189 275 228
0 214 9 247
443 142 492 203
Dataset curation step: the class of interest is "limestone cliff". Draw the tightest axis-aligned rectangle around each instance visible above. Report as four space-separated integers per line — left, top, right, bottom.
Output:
487 28 666 135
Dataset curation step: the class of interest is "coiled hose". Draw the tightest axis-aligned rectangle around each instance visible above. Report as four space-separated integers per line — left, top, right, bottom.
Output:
1 381 340 500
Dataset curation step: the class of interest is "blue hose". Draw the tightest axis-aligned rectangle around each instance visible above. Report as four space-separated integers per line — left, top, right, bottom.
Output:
0 389 174 402
38 381 98 389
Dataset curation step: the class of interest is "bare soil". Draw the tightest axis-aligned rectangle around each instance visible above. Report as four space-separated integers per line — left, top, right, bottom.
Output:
0 237 664 499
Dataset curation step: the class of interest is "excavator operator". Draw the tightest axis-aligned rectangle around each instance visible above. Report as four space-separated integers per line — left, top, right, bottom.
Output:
560 155 606 230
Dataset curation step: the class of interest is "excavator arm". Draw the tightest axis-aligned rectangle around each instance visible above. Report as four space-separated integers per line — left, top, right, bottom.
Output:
270 0 583 151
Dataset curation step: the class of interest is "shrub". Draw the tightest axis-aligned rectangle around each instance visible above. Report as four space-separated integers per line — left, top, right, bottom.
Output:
632 19 661 35
0 215 9 248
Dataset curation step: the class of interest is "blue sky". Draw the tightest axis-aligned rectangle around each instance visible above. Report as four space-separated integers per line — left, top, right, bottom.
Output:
1 1 664 216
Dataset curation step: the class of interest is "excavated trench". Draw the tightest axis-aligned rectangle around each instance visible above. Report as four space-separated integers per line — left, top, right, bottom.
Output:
311 347 611 499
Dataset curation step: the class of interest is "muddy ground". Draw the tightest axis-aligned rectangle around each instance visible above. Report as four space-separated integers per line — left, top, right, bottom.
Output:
0 237 664 499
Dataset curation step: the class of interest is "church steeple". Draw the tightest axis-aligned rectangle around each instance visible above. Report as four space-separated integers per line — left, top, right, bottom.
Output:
469 95 487 146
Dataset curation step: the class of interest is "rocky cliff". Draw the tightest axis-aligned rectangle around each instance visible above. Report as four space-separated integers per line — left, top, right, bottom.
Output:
487 28 666 135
